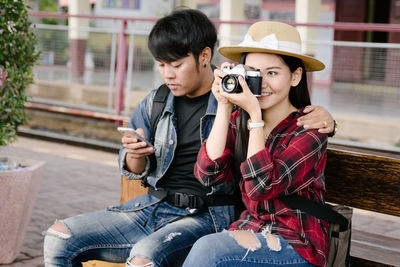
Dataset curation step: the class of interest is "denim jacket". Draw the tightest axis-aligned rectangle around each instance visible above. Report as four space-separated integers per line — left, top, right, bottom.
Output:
114 87 237 231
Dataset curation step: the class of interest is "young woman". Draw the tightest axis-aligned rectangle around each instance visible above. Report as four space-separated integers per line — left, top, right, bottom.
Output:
183 21 329 267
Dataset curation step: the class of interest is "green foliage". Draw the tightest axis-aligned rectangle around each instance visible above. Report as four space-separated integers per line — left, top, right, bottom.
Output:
0 0 40 146
39 0 62 25
39 0 58 13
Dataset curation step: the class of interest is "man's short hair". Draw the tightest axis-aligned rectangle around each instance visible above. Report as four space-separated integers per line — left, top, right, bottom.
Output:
148 8 217 63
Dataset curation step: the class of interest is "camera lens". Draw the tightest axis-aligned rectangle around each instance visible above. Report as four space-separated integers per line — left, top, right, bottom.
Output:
224 77 236 91
221 75 241 93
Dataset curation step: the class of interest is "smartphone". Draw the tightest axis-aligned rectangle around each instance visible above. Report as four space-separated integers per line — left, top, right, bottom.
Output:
117 127 153 148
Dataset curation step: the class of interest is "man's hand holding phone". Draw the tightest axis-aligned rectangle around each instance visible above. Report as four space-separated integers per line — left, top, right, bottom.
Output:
118 127 154 159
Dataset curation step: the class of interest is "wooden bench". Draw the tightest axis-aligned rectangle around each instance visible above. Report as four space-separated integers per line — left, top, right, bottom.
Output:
84 144 400 267
323 144 400 266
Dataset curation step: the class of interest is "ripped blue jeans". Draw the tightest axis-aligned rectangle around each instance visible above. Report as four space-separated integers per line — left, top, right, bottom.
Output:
44 195 235 267
182 230 315 267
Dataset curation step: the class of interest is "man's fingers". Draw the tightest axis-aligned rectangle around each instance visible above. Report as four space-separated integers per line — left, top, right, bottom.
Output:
297 113 318 126
303 105 316 113
303 120 334 133
318 127 332 134
324 121 334 133
126 146 154 157
302 122 319 130
123 139 147 148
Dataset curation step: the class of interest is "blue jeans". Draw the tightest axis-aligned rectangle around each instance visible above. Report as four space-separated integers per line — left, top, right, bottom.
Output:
182 230 315 267
44 197 234 267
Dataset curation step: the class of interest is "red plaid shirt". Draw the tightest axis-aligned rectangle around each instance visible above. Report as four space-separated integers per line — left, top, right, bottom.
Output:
195 109 329 266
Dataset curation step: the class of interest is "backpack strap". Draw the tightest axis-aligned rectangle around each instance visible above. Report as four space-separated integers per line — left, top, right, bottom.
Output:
281 194 349 230
143 84 170 187
150 84 170 144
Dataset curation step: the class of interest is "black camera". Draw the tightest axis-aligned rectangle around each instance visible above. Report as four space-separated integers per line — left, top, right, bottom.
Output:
221 64 262 96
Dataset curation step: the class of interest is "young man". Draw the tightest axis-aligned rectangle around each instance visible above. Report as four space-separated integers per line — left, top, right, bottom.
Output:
43 9 335 267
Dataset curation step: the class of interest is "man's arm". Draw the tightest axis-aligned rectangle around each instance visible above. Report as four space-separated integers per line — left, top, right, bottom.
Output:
118 91 155 179
296 105 337 136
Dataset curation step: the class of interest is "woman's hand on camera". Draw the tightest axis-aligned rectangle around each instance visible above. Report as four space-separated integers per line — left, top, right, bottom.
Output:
220 76 261 119
212 65 234 109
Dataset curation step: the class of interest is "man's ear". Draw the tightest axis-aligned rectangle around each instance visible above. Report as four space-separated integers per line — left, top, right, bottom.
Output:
291 67 303 87
200 47 212 67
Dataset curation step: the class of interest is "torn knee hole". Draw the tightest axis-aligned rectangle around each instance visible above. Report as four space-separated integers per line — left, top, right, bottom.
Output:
128 257 153 267
163 232 181 242
231 230 261 250
47 221 71 238
264 233 281 251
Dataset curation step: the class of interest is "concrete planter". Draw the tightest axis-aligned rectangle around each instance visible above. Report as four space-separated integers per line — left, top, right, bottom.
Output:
0 156 46 264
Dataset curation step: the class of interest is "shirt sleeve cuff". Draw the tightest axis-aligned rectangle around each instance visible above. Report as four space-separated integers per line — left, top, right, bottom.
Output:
197 140 232 172
119 150 150 180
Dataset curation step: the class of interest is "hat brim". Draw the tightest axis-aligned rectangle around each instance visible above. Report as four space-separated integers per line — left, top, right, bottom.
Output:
218 46 325 72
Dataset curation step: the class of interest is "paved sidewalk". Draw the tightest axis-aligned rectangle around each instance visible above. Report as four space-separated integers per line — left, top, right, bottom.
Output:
0 137 120 267
0 136 399 266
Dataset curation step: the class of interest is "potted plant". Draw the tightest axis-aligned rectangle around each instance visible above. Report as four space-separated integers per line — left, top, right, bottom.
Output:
0 0 45 264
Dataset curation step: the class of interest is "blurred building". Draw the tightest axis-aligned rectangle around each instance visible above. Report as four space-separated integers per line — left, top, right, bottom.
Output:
333 0 400 88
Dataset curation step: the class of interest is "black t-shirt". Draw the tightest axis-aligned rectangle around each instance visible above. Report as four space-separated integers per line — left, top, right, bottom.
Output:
158 91 211 196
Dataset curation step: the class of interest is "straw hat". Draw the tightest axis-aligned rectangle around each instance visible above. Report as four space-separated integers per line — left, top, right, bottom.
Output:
218 21 325 72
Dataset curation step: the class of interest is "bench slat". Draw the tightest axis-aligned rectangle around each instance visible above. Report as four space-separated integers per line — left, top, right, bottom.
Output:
325 149 400 216
351 229 400 266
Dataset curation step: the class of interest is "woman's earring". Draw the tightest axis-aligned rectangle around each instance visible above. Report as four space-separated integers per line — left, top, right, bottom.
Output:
203 63 207 68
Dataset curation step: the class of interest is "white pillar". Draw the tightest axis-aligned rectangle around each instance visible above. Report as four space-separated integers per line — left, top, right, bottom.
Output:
174 0 197 9
295 0 321 55
69 0 90 40
219 0 244 47
69 0 90 78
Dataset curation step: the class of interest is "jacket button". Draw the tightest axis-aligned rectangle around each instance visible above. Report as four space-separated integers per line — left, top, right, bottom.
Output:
135 203 140 207
169 140 174 145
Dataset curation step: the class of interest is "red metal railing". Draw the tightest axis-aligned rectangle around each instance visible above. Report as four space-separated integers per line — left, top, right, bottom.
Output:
29 11 400 31
27 11 400 119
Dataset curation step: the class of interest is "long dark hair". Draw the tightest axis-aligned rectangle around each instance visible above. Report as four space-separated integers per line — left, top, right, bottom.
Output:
234 53 311 176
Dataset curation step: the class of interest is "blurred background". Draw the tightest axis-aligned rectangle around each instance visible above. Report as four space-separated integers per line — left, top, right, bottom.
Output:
24 0 400 150
1 1 399 265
